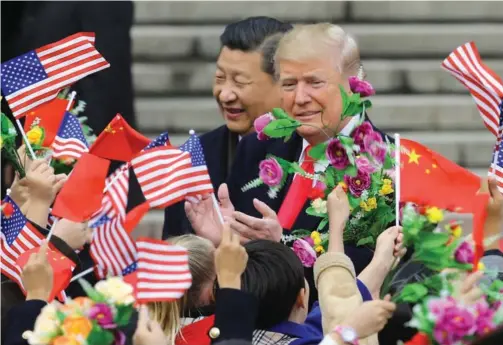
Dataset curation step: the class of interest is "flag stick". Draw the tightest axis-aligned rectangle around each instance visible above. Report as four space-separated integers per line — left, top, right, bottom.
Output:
46 218 58 242
70 267 94 282
66 91 76 111
394 133 401 226
15 119 36 159
211 193 225 225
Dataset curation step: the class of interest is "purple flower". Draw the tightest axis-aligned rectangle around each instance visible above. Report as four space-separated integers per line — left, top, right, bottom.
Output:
363 132 387 164
428 297 458 318
454 241 474 264
303 236 315 247
293 239 317 267
349 76 375 97
259 158 283 187
351 122 374 149
344 171 371 198
114 331 126 345
473 300 496 336
88 303 116 329
431 300 476 345
254 113 274 140
355 156 376 174
326 138 350 169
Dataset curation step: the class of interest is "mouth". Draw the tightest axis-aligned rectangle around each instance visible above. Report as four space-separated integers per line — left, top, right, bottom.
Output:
294 110 321 122
223 107 246 120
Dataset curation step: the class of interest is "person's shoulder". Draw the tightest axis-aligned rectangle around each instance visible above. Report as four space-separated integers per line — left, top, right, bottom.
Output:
200 125 228 142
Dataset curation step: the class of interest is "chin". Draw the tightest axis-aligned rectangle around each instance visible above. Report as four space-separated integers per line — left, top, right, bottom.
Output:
225 120 252 135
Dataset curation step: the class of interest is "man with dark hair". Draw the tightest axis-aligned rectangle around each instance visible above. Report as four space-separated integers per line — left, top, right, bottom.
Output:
163 17 292 239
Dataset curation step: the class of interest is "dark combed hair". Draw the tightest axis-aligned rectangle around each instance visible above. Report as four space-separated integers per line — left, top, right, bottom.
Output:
241 240 305 329
220 16 293 76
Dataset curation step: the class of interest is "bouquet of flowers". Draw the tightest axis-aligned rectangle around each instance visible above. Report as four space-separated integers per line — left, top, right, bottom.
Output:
22 277 135 345
242 75 396 260
1 112 26 178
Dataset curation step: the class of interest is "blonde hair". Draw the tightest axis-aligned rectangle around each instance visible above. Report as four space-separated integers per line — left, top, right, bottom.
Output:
147 235 215 344
274 23 361 78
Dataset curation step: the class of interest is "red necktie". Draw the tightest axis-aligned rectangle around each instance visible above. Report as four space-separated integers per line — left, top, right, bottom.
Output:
278 145 315 230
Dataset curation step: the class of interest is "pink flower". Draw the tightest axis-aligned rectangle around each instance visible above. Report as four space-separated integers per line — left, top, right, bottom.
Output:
114 331 126 345
454 241 474 264
303 236 315 246
363 132 387 164
430 298 476 345
355 156 376 174
258 158 283 187
88 303 115 329
351 122 374 149
326 138 350 169
472 300 496 336
348 76 375 97
293 239 317 267
427 297 458 318
344 171 371 198
254 113 274 140
308 180 326 200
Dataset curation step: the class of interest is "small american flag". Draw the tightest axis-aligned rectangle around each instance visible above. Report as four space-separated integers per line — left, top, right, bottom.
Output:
144 132 170 151
131 134 213 209
1 196 45 287
135 238 192 303
1 32 109 118
89 216 137 280
442 41 503 137
51 111 89 159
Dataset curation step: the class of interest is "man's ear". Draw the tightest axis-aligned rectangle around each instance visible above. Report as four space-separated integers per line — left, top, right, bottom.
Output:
295 287 307 309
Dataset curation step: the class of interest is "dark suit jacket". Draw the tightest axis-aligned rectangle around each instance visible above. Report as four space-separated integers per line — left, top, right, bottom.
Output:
162 125 239 239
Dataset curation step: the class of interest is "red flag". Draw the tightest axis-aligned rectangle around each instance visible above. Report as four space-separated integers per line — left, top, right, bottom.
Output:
52 153 110 222
23 98 70 146
16 246 76 302
89 114 151 162
124 201 150 234
400 138 481 213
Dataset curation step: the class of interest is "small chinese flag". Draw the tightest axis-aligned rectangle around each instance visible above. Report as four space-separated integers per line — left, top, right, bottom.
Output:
16 246 76 302
23 98 71 146
89 114 151 162
400 138 481 213
52 153 110 222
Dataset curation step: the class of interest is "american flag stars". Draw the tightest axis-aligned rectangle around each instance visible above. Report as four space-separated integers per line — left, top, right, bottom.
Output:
1 52 47 95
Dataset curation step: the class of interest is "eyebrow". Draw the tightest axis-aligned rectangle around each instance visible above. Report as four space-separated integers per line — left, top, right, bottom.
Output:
216 63 253 78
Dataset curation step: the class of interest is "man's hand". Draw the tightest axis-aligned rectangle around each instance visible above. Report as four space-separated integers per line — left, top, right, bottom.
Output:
52 219 93 250
22 241 53 301
25 160 56 202
185 183 235 246
215 222 248 289
230 198 282 243
133 305 168 345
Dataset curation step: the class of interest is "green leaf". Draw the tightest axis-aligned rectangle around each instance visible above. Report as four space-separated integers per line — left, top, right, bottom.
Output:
416 232 450 249
114 304 134 326
397 283 428 303
344 165 357 177
348 196 360 210
78 279 107 303
86 324 115 345
383 153 393 170
325 168 336 188
309 142 328 160
317 218 329 231
340 85 350 117
263 119 300 138
356 236 374 246
271 108 290 120
306 206 324 218
292 229 312 237
338 136 354 147
288 162 306 175
56 309 67 323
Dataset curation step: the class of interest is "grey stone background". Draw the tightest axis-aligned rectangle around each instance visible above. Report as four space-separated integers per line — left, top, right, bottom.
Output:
130 1 503 239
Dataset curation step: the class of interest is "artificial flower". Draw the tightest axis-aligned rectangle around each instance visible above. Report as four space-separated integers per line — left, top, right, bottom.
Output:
293 239 317 267
360 197 377 212
326 138 350 169
363 132 387 164
114 331 126 345
315 245 325 253
308 180 326 200
404 332 431 345
432 303 476 345
311 198 327 214
337 181 348 193
1 201 14 218
351 122 374 149
344 171 371 198
258 158 284 187
348 76 375 97
61 316 93 339
478 262 485 271
472 300 496 336
60 297 94 315
88 303 116 329
26 126 44 145
379 179 394 196
51 335 81 345
22 303 60 345
355 155 376 174
425 207 443 224
304 236 314 246
454 241 474 264
94 277 135 305
445 220 463 238
310 231 322 246
254 113 274 141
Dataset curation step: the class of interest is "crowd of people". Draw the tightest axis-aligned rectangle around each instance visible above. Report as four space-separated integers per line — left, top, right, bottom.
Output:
1 15 503 345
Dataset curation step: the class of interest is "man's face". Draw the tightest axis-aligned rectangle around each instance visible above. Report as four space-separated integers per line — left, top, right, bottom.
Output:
213 47 281 135
279 58 349 145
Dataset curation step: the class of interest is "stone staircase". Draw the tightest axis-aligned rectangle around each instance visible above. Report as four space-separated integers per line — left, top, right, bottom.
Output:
130 1 503 238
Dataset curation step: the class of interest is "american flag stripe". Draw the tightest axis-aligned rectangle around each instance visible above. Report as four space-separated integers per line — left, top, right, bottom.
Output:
135 238 191 302
3 32 109 118
442 41 503 136
89 217 137 279
52 138 89 159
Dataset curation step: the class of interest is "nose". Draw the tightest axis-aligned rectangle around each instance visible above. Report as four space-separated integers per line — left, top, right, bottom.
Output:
218 86 237 104
294 83 311 105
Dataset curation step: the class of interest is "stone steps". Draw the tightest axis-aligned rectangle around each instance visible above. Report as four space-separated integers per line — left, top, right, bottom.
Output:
133 59 503 95
134 1 503 24
132 24 503 60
